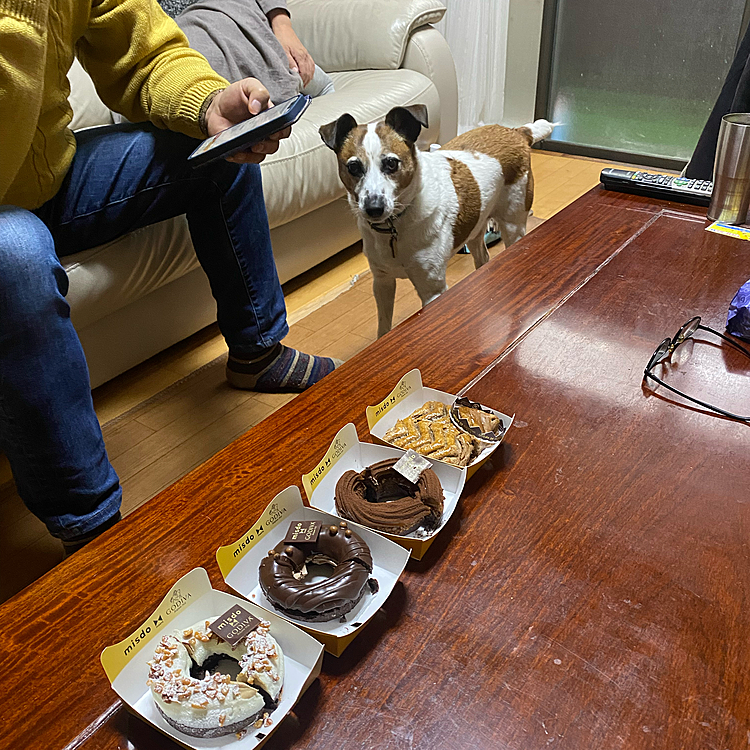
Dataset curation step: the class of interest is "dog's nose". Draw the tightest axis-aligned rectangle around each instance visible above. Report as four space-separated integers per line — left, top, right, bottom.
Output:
364 195 386 218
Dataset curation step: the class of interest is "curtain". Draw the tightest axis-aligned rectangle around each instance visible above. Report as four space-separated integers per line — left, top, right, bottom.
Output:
685 22 750 179
435 0 510 134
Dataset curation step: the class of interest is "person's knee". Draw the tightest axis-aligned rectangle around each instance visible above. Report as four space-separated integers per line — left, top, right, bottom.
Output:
203 159 262 196
0 206 66 304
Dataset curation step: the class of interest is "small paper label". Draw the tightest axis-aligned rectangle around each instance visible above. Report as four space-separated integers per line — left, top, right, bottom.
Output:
284 520 322 544
209 605 260 646
706 221 750 240
393 449 431 483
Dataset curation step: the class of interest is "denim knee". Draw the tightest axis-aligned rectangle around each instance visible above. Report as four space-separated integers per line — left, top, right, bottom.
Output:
199 159 261 197
0 206 68 321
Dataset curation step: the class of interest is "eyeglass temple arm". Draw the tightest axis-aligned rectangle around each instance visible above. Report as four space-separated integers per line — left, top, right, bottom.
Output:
644 371 750 422
697 323 750 358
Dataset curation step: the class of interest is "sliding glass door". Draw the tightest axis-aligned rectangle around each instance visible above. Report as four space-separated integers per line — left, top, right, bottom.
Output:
536 0 750 167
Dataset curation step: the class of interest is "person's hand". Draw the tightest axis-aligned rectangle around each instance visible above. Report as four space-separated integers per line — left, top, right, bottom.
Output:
204 78 291 164
268 10 315 87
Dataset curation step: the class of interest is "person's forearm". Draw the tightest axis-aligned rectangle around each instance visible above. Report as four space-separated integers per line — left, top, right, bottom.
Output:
267 1 315 86
266 7 291 32
198 88 225 136
259 0 288 19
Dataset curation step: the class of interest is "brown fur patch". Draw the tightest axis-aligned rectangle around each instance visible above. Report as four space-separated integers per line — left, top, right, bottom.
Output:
448 158 482 249
336 125 368 195
335 123 419 198
441 124 531 186
375 122 417 192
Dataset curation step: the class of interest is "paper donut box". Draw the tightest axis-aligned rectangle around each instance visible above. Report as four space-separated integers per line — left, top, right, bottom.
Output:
100 567 324 750
366 369 514 479
216 486 410 657
302 423 466 560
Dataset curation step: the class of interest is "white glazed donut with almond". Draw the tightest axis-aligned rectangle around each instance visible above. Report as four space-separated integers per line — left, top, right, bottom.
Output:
147 617 284 738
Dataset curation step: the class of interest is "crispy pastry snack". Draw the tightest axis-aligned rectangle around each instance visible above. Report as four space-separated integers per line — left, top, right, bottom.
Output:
383 401 477 467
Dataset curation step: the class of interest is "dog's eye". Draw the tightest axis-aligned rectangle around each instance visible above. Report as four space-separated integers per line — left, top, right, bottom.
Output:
346 159 364 178
382 156 400 174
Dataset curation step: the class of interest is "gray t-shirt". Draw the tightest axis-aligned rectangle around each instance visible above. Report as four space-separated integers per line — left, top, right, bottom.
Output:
162 0 303 102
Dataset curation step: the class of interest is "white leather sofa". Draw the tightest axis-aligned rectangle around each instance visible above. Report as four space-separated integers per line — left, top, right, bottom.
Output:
65 0 458 387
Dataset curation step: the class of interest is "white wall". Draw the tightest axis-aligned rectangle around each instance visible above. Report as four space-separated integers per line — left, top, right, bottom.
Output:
436 0 545 132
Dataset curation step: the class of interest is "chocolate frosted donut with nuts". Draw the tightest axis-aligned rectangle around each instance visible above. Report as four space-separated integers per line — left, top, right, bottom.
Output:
259 522 378 622
335 458 444 535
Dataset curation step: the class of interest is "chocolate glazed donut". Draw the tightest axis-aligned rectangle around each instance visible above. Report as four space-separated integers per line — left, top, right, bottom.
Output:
335 458 444 535
258 522 378 622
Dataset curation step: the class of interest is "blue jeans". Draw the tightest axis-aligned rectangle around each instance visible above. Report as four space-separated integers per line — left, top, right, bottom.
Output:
0 123 288 541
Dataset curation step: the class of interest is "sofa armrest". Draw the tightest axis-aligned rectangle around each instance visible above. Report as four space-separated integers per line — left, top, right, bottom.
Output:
287 0 446 73
401 25 458 144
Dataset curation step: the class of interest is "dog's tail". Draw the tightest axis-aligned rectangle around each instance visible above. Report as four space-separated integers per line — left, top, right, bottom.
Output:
518 119 559 145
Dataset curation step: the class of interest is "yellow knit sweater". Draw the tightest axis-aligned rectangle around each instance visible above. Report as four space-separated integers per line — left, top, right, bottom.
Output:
0 0 229 209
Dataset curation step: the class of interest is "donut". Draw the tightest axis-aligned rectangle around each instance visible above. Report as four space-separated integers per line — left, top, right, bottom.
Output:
147 617 284 738
335 458 444 535
383 401 477 466
259 522 379 622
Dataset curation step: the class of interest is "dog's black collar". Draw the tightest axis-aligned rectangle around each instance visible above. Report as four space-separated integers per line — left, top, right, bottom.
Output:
368 208 407 258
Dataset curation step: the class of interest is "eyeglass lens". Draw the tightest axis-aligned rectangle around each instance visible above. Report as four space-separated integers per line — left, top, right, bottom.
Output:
675 316 701 343
649 339 672 369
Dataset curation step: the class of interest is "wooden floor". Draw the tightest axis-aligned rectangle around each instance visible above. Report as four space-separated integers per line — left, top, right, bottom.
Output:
0 151 623 603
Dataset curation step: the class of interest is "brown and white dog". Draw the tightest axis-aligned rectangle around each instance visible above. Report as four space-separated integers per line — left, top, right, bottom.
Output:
320 106 555 337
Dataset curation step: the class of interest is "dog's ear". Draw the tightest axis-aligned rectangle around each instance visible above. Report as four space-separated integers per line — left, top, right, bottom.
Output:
384 105 429 144
319 113 358 152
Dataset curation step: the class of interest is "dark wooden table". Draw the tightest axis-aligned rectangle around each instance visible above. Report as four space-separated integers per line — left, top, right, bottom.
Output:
3 187 749 750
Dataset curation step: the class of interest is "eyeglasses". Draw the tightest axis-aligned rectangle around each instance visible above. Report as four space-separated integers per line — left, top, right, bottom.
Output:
643 316 750 422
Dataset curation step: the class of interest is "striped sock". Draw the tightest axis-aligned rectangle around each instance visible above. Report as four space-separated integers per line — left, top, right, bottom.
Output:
226 344 342 392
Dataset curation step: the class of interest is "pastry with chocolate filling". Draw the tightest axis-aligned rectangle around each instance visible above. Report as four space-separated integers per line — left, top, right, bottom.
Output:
147 617 283 738
335 458 444 535
384 400 477 467
259 523 378 622
456 405 500 434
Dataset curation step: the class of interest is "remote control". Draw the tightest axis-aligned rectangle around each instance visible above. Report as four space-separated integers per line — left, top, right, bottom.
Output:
600 167 712 207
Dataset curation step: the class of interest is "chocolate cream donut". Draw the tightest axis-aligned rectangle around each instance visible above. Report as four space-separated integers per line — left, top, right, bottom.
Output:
147 618 283 738
335 458 444 535
259 522 378 622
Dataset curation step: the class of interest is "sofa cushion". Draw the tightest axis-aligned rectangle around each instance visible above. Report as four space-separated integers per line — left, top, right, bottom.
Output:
67 58 114 131
64 217 195 329
261 68 440 229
